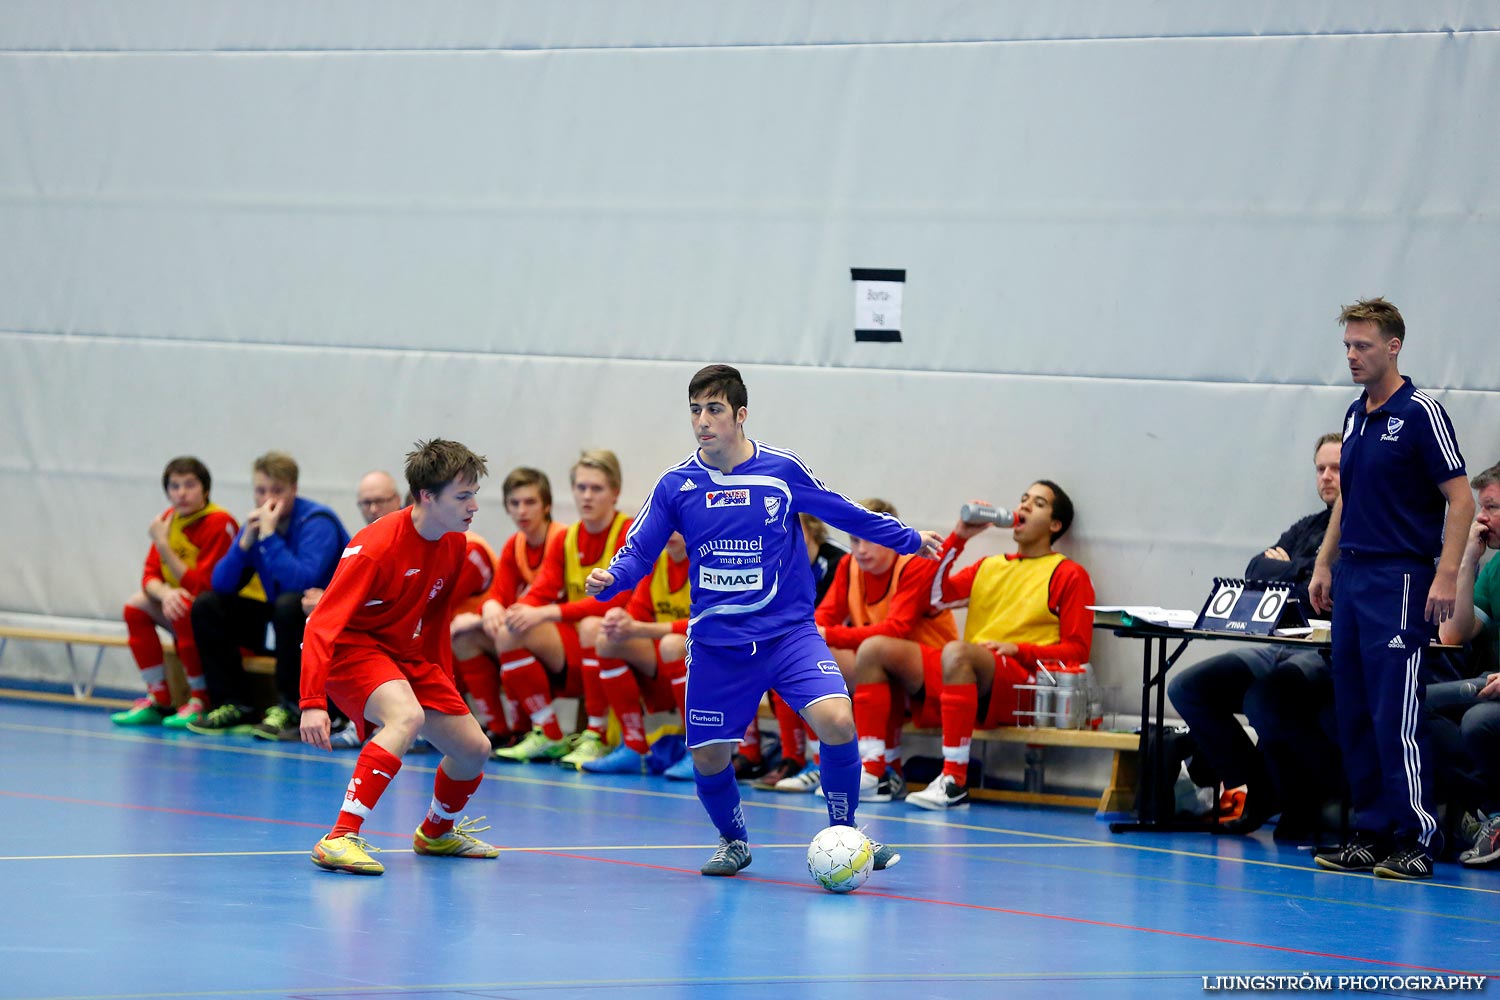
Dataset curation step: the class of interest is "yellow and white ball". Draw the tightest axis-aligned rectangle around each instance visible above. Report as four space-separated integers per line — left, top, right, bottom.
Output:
806 826 874 893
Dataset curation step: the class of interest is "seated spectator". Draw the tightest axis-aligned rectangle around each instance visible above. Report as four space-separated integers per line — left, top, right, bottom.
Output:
1165 433 1344 838
112 457 241 729
187 451 349 737
453 467 568 754
300 470 403 614
1435 462 1500 866
581 531 692 774
493 451 634 768
906 480 1094 810
772 499 958 800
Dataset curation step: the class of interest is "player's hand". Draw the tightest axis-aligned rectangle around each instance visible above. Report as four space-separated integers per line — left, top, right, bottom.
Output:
481 601 508 642
955 503 991 541
301 587 324 615
160 587 191 621
300 708 332 751
238 509 261 550
449 611 482 637
1263 546 1290 561
584 568 614 597
915 530 944 559
148 510 172 548
601 607 635 640
1309 564 1333 614
1426 571 1458 625
1478 673 1500 700
980 641 1020 658
504 603 552 634
260 499 285 540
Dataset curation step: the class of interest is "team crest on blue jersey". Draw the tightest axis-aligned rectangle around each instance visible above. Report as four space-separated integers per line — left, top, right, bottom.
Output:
1382 417 1404 443
706 489 750 508
764 496 782 523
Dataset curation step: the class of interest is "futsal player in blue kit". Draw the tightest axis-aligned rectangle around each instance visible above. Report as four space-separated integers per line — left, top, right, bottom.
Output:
586 364 942 877
1309 298 1474 880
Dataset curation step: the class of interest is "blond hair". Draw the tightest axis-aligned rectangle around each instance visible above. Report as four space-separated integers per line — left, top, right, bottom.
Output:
253 451 299 487
571 449 622 493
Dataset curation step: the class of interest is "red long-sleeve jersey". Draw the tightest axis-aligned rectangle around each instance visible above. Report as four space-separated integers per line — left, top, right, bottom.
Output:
449 533 497 620
299 508 465 712
623 556 692 635
488 524 565 607
933 532 1095 666
142 505 240 595
814 552 946 650
519 518 633 622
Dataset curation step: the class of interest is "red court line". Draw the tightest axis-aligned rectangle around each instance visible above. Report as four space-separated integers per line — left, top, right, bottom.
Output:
526 849 1492 979
0 789 406 840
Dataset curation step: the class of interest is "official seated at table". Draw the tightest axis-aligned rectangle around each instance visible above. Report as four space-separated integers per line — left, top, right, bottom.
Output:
1166 433 1344 840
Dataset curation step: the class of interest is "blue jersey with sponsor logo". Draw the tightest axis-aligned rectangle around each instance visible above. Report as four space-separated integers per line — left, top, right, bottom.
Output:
1339 376 1465 561
598 441 923 645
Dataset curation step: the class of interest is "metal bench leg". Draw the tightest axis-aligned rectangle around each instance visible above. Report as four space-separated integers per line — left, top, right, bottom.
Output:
1023 746 1046 794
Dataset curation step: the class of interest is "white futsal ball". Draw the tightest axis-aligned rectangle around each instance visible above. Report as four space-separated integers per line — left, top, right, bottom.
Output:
806 825 874 893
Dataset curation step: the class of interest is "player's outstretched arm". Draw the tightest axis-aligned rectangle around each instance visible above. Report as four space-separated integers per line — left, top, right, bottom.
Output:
301 708 332 751
585 568 614 597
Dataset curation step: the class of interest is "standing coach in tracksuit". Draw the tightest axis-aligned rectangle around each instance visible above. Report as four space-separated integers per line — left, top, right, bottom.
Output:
1309 297 1473 880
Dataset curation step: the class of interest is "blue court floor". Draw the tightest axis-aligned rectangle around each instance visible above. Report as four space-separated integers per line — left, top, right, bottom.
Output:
2 695 1497 1000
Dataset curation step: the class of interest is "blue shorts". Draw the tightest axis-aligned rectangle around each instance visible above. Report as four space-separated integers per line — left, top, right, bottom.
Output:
683 621 848 748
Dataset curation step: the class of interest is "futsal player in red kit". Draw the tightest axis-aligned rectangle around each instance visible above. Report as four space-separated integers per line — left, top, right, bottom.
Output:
300 440 501 875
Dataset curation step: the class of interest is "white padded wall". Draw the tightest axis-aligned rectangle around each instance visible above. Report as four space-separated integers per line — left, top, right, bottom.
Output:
1 3 1497 702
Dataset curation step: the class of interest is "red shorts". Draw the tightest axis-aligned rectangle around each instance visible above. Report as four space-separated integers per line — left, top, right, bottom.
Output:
324 646 472 742
912 645 946 729
912 646 1031 728
977 652 1032 728
546 621 586 699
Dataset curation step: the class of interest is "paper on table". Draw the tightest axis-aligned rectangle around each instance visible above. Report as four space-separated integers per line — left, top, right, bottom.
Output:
1089 605 1199 629
1276 619 1331 639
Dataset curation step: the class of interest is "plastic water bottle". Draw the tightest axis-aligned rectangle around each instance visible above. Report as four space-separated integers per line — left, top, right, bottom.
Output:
959 502 1015 527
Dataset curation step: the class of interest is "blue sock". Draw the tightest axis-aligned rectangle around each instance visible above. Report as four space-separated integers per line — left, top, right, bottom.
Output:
819 738 860 828
695 763 748 843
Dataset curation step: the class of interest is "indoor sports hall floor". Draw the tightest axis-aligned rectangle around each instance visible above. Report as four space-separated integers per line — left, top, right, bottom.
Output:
2 695 1496 1000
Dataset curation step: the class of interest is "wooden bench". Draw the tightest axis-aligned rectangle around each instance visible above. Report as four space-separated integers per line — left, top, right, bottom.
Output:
904 724 1139 815
0 623 274 704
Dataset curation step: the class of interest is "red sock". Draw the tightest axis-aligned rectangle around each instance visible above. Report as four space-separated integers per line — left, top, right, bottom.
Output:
499 693 523 735
641 659 677 714
738 718 763 764
419 765 486 840
580 648 608 735
455 653 504 730
662 658 687 717
939 683 978 786
885 679 907 774
500 652 564 740
773 695 806 765
598 657 647 752
123 604 170 706
852 683 890 777
331 743 402 838
169 605 208 703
